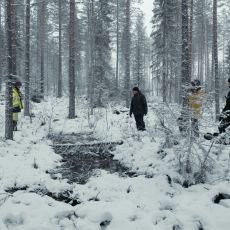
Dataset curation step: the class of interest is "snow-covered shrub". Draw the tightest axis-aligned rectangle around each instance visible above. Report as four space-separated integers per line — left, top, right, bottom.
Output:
174 121 216 186
87 108 100 131
153 103 216 186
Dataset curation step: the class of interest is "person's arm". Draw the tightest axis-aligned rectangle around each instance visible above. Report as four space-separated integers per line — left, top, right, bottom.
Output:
12 89 18 107
130 98 133 117
19 90 24 109
223 91 230 113
142 95 148 115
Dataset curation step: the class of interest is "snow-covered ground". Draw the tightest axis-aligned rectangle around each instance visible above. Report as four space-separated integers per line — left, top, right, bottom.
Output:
0 96 230 230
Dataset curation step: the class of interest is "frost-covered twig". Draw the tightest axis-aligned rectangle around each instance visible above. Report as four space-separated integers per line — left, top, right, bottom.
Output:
0 193 12 207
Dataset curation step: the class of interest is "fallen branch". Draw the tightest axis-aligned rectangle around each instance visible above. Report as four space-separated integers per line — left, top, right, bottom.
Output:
52 140 124 148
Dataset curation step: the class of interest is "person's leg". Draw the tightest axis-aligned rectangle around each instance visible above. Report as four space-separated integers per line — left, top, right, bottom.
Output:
134 114 142 130
13 113 18 131
226 116 230 132
140 115 145 131
218 121 225 134
218 118 229 134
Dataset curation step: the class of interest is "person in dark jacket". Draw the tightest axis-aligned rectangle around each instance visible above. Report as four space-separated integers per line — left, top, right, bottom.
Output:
219 78 230 133
130 87 148 131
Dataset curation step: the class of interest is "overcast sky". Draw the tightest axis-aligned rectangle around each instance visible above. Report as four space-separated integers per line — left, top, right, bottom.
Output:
141 0 153 36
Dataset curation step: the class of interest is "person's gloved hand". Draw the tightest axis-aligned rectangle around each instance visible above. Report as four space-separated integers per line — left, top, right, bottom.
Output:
219 113 226 121
219 114 222 121
219 115 223 122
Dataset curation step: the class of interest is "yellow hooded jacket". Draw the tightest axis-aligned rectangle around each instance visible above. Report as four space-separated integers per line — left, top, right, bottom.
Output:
13 87 23 111
188 90 204 118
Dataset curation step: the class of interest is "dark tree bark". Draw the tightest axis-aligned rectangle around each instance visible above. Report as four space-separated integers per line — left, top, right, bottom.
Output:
162 5 167 103
213 0 220 120
88 0 95 115
124 0 131 108
39 0 45 98
0 3 2 92
68 0 76 119
57 0 62 98
181 0 190 107
5 0 17 140
115 0 119 90
188 0 193 81
24 0 30 116
180 0 190 134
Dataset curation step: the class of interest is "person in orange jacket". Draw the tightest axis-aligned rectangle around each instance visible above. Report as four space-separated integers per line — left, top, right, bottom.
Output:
188 79 204 138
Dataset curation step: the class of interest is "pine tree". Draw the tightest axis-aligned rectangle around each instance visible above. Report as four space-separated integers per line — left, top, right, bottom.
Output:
151 0 178 102
5 0 17 140
133 13 146 90
213 0 220 120
24 0 31 116
68 0 76 119
39 0 46 98
181 0 190 101
124 0 131 108
0 2 4 92
57 0 62 98
93 0 113 106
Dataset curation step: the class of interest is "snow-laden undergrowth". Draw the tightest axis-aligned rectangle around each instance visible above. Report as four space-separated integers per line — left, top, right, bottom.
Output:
0 96 229 230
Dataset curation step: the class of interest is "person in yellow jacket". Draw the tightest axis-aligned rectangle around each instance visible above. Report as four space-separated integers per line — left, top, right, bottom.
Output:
188 79 204 137
12 81 23 131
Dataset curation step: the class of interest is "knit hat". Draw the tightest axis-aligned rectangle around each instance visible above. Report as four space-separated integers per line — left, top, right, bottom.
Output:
132 87 139 92
12 79 22 87
191 79 201 87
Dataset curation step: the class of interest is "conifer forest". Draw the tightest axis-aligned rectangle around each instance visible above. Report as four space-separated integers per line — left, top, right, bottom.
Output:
0 0 230 229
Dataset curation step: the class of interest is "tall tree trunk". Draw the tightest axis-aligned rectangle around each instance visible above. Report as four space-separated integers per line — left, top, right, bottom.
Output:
204 8 210 91
162 6 167 103
175 0 181 103
35 4 39 92
68 0 76 119
124 0 130 108
5 0 16 140
188 0 193 80
181 0 190 120
213 0 220 120
0 3 2 93
46 40 49 96
24 0 30 116
115 0 119 90
57 0 62 98
201 0 205 84
39 0 45 98
86 2 91 99
88 0 95 115
156 56 160 96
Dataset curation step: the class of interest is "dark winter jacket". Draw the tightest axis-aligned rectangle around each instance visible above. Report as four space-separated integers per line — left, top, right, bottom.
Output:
223 90 230 114
130 93 148 116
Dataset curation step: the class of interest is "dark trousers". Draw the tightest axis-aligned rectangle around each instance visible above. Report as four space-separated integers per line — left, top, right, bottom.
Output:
219 118 230 133
13 121 18 131
134 114 145 131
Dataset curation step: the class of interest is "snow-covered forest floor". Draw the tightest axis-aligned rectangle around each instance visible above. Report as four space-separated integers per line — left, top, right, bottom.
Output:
0 96 230 230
